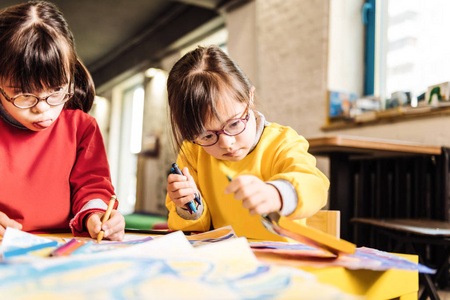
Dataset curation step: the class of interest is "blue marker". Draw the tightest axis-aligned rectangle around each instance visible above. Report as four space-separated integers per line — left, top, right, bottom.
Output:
3 240 58 259
170 163 200 214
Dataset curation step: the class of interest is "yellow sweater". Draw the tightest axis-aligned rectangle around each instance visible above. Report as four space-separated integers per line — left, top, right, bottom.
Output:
166 122 329 241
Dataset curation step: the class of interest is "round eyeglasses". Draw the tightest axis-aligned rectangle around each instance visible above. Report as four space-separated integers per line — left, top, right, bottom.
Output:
194 110 250 147
0 86 73 109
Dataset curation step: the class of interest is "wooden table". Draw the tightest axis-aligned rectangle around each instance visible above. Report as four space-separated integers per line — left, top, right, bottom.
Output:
307 135 444 241
254 250 418 299
38 232 419 299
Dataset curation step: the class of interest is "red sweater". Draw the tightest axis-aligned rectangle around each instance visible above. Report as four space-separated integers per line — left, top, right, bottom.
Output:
0 109 115 234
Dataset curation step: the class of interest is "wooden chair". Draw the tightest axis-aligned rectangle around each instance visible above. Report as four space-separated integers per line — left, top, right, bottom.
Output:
352 218 450 300
306 210 340 238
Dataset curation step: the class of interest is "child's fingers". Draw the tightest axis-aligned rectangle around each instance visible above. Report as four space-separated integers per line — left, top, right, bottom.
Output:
168 185 196 205
181 167 193 180
243 185 282 215
106 230 124 241
172 194 197 208
90 212 102 227
245 199 272 216
170 186 197 200
0 211 22 232
167 176 198 208
180 167 199 191
224 179 236 194
167 174 196 200
89 210 124 240
225 175 258 196
167 173 187 183
102 210 124 232
224 175 254 194
106 224 125 241
0 226 5 236
101 211 125 241
103 224 125 241
86 213 103 238
180 168 199 193
227 176 282 215
168 180 194 194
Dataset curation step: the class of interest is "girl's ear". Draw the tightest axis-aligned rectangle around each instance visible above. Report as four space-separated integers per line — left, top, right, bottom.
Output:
249 86 255 108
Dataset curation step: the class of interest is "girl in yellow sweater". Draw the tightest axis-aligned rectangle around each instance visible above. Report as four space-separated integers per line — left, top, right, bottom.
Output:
166 45 329 241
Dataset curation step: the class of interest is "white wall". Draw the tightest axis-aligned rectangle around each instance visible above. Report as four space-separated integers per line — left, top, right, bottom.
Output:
226 0 330 175
225 2 258 87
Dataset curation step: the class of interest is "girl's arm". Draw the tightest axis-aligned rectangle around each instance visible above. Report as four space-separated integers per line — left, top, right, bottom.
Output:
68 115 125 239
226 128 329 219
268 133 329 219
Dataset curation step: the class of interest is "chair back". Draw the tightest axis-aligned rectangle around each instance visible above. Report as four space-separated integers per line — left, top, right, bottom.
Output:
306 210 340 238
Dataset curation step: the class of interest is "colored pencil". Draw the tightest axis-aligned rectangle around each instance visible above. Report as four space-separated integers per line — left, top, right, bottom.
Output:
49 238 78 257
57 240 85 256
3 241 58 259
71 241 94 255
97 195 116 243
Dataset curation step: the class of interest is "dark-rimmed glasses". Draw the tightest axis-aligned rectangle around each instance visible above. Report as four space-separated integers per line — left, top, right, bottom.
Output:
193 105 250 147
0 86 73 109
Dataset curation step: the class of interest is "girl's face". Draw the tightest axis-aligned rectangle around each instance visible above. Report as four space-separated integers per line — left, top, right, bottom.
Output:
199 97 256 162
0 81 66 131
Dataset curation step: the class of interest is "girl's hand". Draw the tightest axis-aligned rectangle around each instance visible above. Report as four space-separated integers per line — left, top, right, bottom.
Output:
0 211 22 236
225 175 282 216
167 167 199 209
86 210 125 241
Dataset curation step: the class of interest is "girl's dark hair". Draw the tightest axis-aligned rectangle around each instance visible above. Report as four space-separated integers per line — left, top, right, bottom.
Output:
0 1 94 112
167 45 252 151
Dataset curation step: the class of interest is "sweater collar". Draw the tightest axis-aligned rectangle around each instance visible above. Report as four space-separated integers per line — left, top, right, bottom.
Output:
249 111 269 153
0 99 28 129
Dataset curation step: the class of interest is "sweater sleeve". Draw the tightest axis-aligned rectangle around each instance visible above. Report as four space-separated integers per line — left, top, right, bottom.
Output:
268 130 329 219
69 117 116 235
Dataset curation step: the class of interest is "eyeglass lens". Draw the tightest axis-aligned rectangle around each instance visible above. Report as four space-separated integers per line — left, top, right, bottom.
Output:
14 92 70 108
196 118 247 146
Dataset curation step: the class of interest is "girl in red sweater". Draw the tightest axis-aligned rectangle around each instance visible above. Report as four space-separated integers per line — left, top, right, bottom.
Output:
0 1 125 240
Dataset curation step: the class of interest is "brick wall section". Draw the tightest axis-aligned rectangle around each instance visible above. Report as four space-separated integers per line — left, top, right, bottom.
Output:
256 0 329 138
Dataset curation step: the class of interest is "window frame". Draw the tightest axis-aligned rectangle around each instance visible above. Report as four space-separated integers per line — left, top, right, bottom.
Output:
363 0 376 96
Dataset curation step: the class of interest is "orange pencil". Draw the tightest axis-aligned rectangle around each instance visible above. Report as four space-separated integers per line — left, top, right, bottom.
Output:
51 239 85 256
97 195 116 243
60 240 85 255
50 238 78 257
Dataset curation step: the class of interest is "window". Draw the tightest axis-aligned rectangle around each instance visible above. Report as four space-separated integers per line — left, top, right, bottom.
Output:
108 74 145 215
116 85 144 215
366 0 450 105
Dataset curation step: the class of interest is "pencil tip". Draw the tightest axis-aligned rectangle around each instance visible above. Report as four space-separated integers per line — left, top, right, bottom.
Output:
97 231 104 243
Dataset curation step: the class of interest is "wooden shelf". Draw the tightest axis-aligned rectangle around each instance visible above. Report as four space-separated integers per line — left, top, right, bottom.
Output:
322 105 450 131
307 135 441 158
